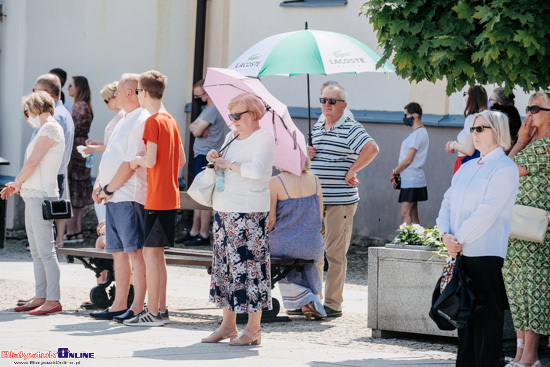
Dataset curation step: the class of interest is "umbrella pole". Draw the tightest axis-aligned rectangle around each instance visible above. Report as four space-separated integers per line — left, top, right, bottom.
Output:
307 73 312 146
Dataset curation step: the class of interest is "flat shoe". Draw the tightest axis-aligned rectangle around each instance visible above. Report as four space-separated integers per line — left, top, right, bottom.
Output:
285 308 303 315
113 309 136 323
17 298 33 306
29 304 62 315
90 308 127 320
229 330 261 346
14 303 43 312
201 327 239 343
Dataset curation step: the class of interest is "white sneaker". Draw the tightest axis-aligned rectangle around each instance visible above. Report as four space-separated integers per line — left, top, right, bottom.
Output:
123 310 164 327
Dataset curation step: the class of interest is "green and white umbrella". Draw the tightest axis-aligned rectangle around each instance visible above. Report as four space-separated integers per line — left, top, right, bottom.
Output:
228 24 394 142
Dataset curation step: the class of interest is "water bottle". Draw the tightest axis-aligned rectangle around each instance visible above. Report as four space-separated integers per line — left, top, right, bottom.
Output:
85 154 94 168
215 169 225 192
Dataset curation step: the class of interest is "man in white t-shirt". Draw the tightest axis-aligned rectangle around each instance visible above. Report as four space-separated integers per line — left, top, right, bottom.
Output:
89 74 150 323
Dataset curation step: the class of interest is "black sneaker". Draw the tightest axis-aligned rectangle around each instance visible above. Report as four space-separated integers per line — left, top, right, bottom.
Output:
285 308 303 315
175 233 198 244
323 306 342 318
123 309 164 326
160 309 170 324
183 235 210 247
113 309 135 323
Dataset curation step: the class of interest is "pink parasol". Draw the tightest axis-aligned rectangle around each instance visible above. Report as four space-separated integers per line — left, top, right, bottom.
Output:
203 67 307 176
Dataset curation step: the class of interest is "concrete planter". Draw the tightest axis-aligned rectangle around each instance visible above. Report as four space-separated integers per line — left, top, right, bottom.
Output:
368 247 515 339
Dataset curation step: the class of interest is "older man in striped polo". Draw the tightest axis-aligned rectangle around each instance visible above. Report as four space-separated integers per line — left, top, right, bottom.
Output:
306 84 379 317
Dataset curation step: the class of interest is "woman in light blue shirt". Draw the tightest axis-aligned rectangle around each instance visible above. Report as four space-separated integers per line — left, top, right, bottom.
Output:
436 110 519 366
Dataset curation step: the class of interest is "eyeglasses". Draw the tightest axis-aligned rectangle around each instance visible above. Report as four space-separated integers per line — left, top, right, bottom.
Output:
319 97 345 105
470 125 492 133
135 88 144 95
228 110 250 122
24 110 29 119
489 98 497 103
525 105 550 114
194 92 206 99
104 99 110 104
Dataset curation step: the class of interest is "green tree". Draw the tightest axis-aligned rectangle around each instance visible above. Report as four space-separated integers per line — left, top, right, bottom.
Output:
360 0 550 95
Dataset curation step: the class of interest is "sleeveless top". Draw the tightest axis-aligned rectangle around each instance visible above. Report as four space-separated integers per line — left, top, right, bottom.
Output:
20 121 65 198
269 176 324 259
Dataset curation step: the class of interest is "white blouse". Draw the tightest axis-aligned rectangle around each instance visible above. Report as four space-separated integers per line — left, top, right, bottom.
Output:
20 121 65 198
212 129 276 213
436 147 519 258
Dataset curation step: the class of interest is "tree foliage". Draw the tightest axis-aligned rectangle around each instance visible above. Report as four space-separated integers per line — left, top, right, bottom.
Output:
360 0 550 95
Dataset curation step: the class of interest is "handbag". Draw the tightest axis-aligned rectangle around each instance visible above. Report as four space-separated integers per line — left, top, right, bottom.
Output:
509 204 549 243
439 257 456 294
391 173 401 190
429 254 484 330
187 168 216 207
42 199 72 220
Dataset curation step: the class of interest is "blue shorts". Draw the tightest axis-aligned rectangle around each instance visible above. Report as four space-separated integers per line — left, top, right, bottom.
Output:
193 154 208 177
105 201 145 254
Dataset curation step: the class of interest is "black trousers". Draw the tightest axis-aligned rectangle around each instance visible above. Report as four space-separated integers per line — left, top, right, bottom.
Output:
456 256 505 367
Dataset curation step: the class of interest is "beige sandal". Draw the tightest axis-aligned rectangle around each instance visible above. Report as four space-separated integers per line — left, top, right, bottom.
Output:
201 327 239 343
229 330 261 346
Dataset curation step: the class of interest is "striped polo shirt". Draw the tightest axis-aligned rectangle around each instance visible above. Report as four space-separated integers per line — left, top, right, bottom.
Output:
310 115 372 205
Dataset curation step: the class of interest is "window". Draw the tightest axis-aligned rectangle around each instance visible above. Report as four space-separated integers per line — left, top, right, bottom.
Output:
280 0 347 7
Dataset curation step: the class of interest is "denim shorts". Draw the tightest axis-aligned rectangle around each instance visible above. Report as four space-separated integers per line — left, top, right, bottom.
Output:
105 201 145 253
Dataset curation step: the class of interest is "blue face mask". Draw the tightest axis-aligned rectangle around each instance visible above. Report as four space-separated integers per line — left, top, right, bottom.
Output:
488 101 494 108
403 116 414 127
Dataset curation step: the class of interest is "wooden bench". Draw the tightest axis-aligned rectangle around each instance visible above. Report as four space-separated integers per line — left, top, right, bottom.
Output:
58 247 313 320
58 192 313 321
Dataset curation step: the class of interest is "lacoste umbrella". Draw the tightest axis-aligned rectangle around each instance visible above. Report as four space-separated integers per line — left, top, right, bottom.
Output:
228 23 394 143
203 67 307 176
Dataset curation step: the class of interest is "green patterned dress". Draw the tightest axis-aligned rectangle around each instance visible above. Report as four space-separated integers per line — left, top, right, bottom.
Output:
503 137 550 334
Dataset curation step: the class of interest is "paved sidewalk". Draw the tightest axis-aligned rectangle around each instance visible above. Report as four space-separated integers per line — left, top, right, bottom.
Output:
0 241 457 366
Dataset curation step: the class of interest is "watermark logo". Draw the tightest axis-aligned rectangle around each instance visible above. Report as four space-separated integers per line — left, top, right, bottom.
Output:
57 348 94 359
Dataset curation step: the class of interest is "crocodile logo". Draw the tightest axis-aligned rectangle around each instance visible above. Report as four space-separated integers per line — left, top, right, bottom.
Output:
333 50 351 58
247 53 261 61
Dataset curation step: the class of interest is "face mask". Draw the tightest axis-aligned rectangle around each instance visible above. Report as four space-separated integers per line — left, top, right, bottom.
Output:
194 97 207 107
27 115 41 129
488 101 494 108
403 116 414 127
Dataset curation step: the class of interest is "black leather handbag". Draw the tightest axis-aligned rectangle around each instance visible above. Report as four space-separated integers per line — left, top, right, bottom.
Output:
42 199 72 220
429 254 484 330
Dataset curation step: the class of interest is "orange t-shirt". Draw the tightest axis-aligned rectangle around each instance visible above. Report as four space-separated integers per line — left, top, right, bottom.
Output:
142 113 181 210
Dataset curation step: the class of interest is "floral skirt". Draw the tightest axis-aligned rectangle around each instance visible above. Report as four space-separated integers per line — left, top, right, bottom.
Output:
209 211 272 313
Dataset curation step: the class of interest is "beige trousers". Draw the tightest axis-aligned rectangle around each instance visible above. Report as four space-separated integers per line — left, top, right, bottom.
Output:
317 203 358 311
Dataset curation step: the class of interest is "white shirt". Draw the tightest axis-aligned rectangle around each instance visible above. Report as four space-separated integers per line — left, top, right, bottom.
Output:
104 110 125 146
212 129 276 213
399 127 429 188
456 114 475 157
436 147 519 258
21 121 65 198
98 107 150 205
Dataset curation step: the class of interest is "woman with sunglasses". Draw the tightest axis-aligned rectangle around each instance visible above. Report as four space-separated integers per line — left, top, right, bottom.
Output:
446 85 488 174
203 92 275 346
1 91 65 315
502 92 550 367
64 76 94 243
437 110 519 366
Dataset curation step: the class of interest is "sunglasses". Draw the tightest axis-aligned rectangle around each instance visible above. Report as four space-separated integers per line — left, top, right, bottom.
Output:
463 91 468 97
470 125 492 133
194 92 206 99
24 110 29 119
228 110 250 122
525 105 550 114
135 88 144 95
319 97 345 105
104 99 110 104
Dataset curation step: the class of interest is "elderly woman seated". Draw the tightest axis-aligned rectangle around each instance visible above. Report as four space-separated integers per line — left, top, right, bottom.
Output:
268 159 326 320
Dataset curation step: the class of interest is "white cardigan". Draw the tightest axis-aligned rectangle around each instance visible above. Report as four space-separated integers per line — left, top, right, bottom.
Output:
212 129 275 213
436 148 519 258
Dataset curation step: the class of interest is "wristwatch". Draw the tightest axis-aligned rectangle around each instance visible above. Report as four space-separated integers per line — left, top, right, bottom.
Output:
103 184 115 196
440 232 449 241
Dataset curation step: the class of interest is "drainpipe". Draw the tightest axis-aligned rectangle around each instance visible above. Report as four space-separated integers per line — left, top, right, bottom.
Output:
187 0 208 183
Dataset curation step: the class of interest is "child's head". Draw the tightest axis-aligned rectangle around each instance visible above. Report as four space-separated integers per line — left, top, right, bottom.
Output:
138 70 167 101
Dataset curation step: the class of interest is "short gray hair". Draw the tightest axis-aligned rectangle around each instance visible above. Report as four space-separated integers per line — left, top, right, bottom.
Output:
322 84 347 101
473 110 511 150
528 91 550 108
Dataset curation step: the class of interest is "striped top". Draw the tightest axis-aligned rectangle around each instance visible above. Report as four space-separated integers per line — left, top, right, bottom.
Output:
310 115 372 205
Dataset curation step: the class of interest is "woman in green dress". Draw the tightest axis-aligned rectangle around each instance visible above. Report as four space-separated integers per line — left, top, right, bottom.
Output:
503 91 550 367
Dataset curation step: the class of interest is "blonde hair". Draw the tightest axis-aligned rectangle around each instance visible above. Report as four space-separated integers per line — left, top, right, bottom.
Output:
473 110 511 150
228 92 265 121
23 91 55 116
139 70 167 100
99 81 118 101
278 157 311 174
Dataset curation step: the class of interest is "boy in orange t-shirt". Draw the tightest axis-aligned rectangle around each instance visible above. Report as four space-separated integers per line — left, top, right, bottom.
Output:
127 70 186 326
